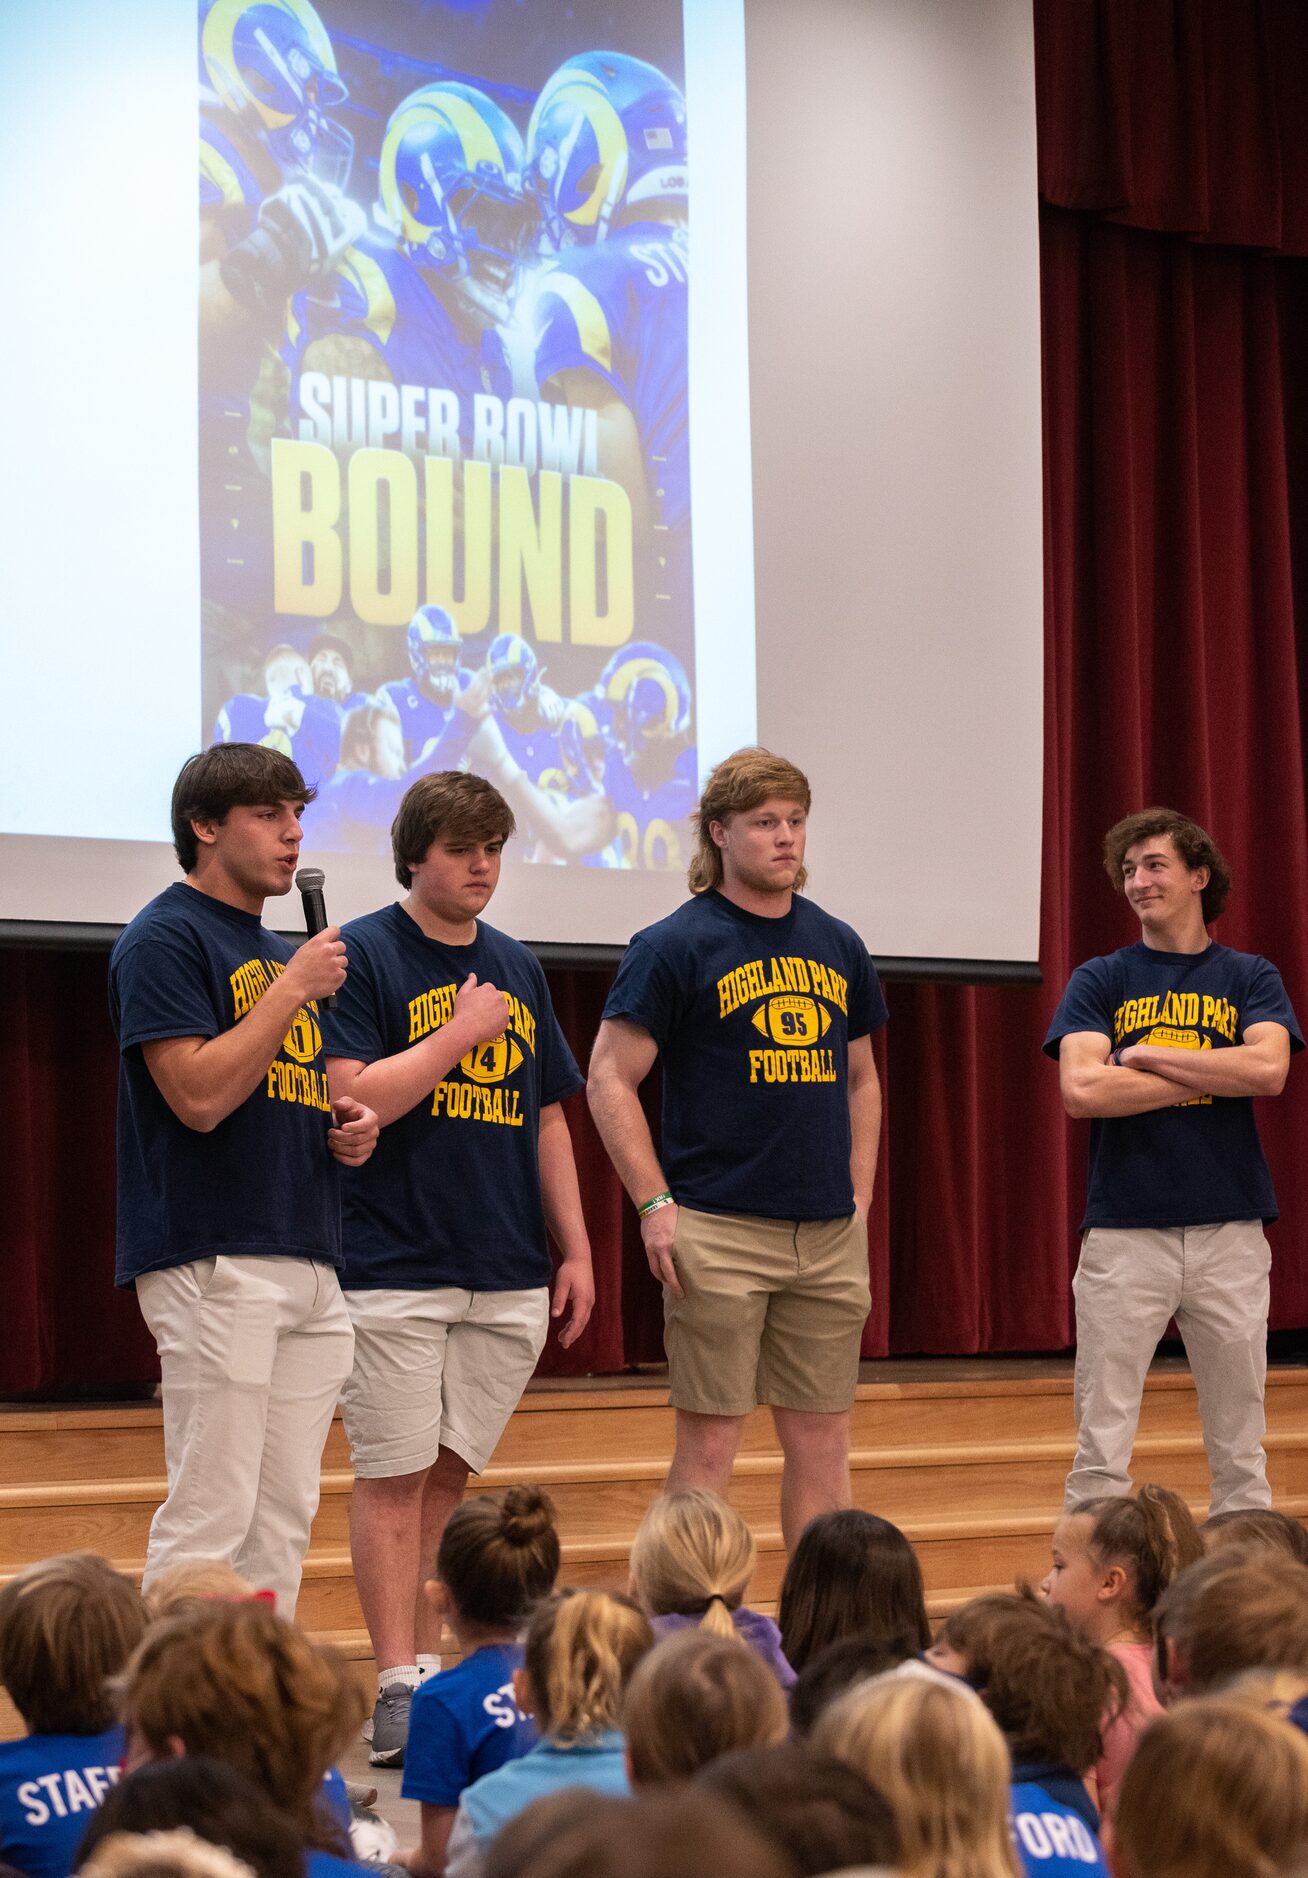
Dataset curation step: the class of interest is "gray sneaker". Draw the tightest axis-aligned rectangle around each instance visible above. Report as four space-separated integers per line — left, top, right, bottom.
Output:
367 1682 413 1767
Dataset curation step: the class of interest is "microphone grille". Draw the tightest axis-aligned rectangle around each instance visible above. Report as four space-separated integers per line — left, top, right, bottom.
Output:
295 868 325 892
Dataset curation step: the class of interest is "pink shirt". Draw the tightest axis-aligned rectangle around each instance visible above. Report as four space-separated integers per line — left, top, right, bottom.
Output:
1095 1640 1163 1815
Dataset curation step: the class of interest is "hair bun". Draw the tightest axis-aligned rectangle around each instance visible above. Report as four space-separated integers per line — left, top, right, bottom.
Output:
501 1485 558 1546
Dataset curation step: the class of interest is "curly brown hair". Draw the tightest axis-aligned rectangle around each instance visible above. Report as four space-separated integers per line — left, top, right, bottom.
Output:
1101 808 1231 923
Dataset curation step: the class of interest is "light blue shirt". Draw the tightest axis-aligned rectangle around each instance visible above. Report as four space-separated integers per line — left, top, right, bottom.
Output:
446 1730 629 1878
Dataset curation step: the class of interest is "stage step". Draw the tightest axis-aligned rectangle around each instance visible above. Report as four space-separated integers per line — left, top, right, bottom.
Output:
3 1366 1305 1742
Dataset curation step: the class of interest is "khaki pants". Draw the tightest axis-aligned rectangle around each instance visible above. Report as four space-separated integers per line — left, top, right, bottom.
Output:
136 1254 355 1613
1068 1220 1272 1515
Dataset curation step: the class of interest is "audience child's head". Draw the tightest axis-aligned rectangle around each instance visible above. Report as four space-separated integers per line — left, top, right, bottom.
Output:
1201 1507 1308 1565
1153 1552 1308 1699
517 1590 652 1743
789 1635 922 1737
142 1562 255 1622
79 1832 257 1878
628 1490 756 1639
778 1510 930 1672
429 1486 560 1641
0 1552 146 1735
814 1673 1021 1878
117 1600 364 1853
1109 1697 1308 1878
1041 1483 1202 1645
483 1790 797 1878
622 1630 788 1784
697 1742 901 1876
75 1759 301 1878
928 1588 1128 1774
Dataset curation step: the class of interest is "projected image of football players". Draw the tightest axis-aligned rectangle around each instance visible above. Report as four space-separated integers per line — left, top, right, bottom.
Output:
286 81 538 460
213 641 344 790
199 0 363 344
492 642 694 872
381 604 498 777
528 53 690 634
309 633 366 710
485 634 570 783
301 698 407 856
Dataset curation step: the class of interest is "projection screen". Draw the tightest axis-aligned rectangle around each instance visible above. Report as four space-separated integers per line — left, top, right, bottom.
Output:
0 0 1041 966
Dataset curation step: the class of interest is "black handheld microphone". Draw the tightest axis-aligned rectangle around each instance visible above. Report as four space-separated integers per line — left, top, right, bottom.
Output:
295 866 336 1011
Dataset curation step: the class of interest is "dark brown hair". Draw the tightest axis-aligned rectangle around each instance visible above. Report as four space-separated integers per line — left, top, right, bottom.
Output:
1102 808 1231 922
1076 1483 1205 1618
688 748 811 895
391 771 515 887
697 1742 901 1875
118 1601 363 1854
436 1486 560 1629
1203 1509 1308 1566
171 747 314 873
522 1591 652 1740
75 1758 303 1878
622 1629 788 1785
483 1791 796 1878
1155 1554 1308 1694
0 1553 145 1735
778 1510 931 1672
788 1634 921 1737
935 1589 1128 1774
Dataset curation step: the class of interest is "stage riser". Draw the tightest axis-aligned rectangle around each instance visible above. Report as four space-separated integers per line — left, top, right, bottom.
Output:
9 1375 1306 1488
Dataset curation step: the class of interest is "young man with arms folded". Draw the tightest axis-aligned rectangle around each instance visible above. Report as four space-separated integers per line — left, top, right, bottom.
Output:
323 772 594 1766
587 748 886 1551
109 743 379 1614
1045 808 1301 1515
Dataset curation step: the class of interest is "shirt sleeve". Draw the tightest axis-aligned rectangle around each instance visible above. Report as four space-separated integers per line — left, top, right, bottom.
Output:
535 974 586 1108
1242 957 1305 1050
601 936 683 1049
846 943 888 1041
443 1799 485 1878
1043 959 1114 1057
111 922 224 1054
321 927 386 1064
401 1692 472 1808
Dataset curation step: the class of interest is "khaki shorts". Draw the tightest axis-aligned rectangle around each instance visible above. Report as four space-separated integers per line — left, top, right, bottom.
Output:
340 1285 549 1477
665 1208 871 1416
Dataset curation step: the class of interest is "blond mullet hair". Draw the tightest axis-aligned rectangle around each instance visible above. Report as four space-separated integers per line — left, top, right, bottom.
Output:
628 1490 756 1639
688 748 811 895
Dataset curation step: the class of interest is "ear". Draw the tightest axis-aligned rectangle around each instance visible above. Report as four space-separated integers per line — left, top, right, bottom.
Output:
1190 865 1211 894
166 1734 188 1761
190 816 219 850
708 818 729 852
512 1667 534 1718
1099 1563 1130 1602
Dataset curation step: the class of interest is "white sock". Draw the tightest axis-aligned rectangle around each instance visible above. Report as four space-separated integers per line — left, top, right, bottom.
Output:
417 1654 442 1679
378 1664 419 1693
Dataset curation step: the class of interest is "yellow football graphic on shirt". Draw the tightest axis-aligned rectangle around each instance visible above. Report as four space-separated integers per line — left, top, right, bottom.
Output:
1145 1025 1212 1105
282 1006 322 1065
750 995 830 1049
460 1035 525 1084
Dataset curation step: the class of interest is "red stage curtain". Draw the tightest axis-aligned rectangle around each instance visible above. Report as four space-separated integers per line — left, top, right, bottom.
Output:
5 0 1308 1391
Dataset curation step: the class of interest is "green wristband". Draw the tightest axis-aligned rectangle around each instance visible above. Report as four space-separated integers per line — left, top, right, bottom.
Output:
638 1190 674 1217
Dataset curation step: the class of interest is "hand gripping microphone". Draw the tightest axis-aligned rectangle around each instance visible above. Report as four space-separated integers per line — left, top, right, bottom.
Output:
294 867 336 1011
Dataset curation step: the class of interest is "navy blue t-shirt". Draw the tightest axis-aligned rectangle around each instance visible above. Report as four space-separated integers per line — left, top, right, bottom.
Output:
0 1726 123 1878
401 1643 536 1808
109 883 341 1285
1044 941 1302 1230
603 892 887 1220
321 906 583 1290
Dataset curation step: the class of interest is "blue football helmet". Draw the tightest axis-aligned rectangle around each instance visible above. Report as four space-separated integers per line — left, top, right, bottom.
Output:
526 51 687 249
486 633 541 712
200 0 353 188
599 641 691 760
379 83 538 325
407 605 462 707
